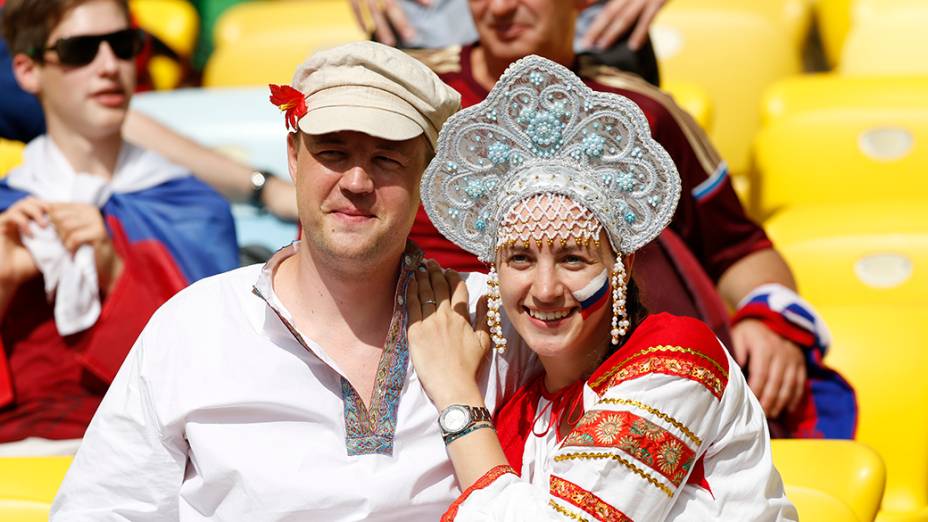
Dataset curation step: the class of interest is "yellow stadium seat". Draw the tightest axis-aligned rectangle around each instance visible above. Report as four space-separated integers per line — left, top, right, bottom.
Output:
753 106 928 217
212 0 364 51
130 0 199 90
0 500 52 522
816 306 928 522
652 5 802 179
772 439 885 521
203 30 366 87
130 0 198 56
669 0 813 48
765 203 928 308
761 75 928 127
840 6 928 76
784 486 860 522
662 81 713 132
815 0 854 67
0 456 72 503
0 139 25 176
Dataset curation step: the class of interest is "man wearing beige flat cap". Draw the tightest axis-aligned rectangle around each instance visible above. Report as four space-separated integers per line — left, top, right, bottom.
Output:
52 42 528 521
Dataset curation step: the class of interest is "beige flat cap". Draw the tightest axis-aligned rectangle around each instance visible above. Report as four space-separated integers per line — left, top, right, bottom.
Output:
291 41 461 149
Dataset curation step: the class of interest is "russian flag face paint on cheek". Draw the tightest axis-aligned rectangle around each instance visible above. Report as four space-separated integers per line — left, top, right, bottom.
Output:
572 268 610 320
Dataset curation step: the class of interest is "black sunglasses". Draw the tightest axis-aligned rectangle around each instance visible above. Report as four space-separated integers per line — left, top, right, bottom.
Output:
33 28 146 67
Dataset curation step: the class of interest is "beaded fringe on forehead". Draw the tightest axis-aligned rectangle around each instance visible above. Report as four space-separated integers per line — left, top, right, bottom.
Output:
496 194 603 251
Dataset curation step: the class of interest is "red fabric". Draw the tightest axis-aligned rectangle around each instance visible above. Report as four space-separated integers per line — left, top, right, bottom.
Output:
0 217 188 442
0 338 12 407
644 230 733 348
588 313 730 398
496 313 728 481
79 217 187 382
411 44 771 282
441 464 517 521
495 378 542 474
687 457 712 495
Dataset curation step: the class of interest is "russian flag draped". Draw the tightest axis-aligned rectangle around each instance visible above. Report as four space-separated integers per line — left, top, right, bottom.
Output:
0 140 237 407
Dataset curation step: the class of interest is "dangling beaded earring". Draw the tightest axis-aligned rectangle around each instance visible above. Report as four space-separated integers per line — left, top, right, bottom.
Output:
610 257 630 346
486 266 507 353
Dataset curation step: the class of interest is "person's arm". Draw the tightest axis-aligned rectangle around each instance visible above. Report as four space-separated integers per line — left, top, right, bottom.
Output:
122 110 298 221
51 327 188 519
348 0 431 47
717 249 807 417
717 247 796 304
407 260 510 488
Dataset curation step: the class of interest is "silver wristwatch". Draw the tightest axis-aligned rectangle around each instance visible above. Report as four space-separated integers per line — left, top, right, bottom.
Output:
438 405 492 438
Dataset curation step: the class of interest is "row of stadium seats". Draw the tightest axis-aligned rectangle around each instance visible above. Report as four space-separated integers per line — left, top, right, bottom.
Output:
0 440 886 521
756 73 928 520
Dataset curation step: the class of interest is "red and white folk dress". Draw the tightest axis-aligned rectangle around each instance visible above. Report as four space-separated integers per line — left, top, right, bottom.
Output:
443 313 797 521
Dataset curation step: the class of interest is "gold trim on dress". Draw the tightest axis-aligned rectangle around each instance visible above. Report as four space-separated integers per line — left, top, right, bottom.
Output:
590 345 728 389
554 451 674 497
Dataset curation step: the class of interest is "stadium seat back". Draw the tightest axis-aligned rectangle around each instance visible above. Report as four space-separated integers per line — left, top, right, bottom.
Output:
754 109 928 216
814 0 854 68
783 486 861 522
819 306 928 521
0 139 25 177
840 6 928 76
130 0 199 89
212 0 363 51
772 439 885 522
669 0 812 46
0 456 72 503
130 0 199 56
203 31 366 87
761 75 928 127
652 6 802 179
662 81 713 132
0 499 52 522
765 203 928 308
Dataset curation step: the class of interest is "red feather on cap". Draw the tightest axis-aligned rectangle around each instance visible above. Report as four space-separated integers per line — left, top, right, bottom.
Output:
269 84 308 131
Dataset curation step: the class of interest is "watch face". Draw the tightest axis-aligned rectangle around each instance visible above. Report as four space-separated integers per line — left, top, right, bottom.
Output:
440 406 471 434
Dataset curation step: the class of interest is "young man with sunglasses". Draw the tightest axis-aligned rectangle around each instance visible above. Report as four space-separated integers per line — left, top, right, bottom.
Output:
0 0 238 455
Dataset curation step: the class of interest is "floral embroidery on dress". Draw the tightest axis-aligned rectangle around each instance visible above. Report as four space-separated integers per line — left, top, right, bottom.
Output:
342 244 423 456
549 475 632 522
562 409 696 487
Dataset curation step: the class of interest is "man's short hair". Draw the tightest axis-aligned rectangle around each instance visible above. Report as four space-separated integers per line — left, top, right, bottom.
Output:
2 0 131 58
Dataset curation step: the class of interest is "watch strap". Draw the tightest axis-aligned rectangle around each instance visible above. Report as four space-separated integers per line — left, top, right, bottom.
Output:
250 170 270 208
443 421 494 445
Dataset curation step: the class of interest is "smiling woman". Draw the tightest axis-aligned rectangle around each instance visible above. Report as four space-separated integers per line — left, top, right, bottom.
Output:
407 55 797 521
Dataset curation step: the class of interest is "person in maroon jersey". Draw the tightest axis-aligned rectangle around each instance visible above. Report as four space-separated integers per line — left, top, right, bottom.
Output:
407 0 855 438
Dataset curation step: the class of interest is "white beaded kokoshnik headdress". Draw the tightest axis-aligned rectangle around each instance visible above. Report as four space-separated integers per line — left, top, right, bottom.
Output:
421 55 682 350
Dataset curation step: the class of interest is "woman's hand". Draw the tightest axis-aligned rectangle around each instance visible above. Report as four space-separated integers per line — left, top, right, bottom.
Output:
407 259 491 410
